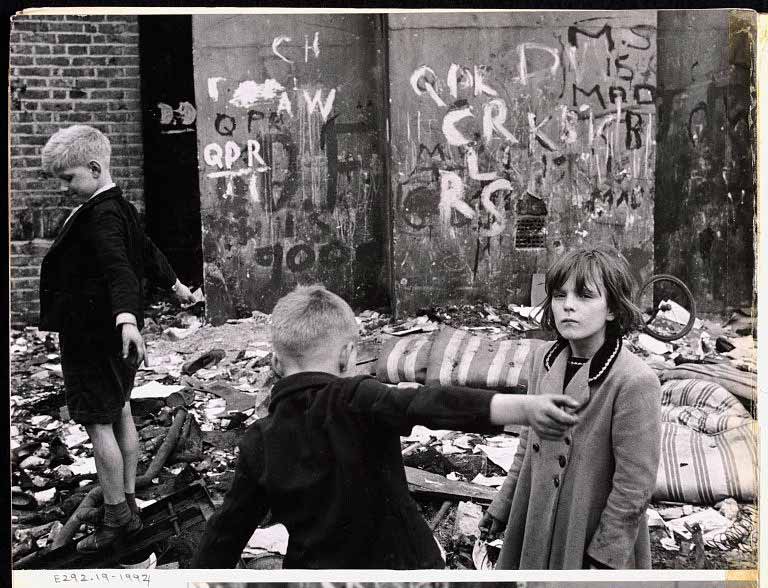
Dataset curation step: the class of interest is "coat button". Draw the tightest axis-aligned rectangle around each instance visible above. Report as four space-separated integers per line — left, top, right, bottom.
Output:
553 475 560 488
558 455 566 468
532 443 540 452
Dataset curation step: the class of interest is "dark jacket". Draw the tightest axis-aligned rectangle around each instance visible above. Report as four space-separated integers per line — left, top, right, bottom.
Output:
39 186 176 354
193 372 499 569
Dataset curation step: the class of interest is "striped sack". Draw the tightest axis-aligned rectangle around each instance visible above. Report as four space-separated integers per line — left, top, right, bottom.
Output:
655 422 757 504
424 325 544 392
375 332 435 384
659 363 756 402
661 379 752 434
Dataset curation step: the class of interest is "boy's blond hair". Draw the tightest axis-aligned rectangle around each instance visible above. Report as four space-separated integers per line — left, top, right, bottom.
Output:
271 284 358 360
41 125 111 175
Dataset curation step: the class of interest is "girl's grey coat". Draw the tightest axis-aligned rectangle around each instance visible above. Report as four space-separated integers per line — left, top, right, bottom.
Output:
487 338 662 569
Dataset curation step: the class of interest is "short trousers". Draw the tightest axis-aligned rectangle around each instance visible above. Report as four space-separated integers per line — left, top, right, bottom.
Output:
60 334 137 424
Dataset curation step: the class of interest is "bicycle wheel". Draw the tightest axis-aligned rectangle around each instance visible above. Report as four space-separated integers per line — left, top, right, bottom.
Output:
637 274 697 342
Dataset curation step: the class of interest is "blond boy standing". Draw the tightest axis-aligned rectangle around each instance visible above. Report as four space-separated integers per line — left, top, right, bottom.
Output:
38 125 196 552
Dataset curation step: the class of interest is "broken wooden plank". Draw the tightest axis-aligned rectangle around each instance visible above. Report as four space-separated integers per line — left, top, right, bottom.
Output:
405 466 497 504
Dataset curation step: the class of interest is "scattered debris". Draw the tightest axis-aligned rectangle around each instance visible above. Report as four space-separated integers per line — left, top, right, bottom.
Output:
10 291 757 570
132 381 187 400
405 466 497 504
637 332 674 356
454 501 484 537
244 524 289 558
474 440 520 472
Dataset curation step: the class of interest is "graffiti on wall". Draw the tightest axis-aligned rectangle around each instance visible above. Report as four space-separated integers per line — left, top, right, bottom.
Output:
195 20 385 319
392 14 657 298
157 101 197 134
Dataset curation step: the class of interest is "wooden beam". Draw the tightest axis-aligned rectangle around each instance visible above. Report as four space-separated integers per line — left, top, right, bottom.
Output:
405 466 497 504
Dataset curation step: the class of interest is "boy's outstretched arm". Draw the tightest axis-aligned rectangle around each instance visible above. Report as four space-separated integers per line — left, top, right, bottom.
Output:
490 394 580 440
143 234 197 304
193 449 269 568
142 234 177 289
349 378 578 440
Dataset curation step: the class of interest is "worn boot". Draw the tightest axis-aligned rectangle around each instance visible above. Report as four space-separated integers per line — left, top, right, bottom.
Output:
76 501 142 554
81 494 141 525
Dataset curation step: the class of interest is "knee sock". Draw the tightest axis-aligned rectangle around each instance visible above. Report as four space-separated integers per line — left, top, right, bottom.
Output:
103 501 132 528
125 493 139 514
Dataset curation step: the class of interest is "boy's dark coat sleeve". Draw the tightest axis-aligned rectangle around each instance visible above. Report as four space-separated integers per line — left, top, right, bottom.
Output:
84 206 142 319
143 234 177 289
193 430 269 568
350 378 498 434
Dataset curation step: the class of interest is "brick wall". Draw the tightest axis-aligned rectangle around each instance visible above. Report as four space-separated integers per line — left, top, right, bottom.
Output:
9 14 145 327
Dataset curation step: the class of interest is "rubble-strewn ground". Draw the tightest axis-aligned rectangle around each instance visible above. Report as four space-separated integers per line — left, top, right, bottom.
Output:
10 288 757 570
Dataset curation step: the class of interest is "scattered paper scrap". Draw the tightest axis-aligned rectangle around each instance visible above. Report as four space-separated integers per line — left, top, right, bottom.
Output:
475 440 520 472
245 524 289 555
68 457 97 476
471 474 506 487
666 508 733 541
34 488 56 505
61 424 89 448
472 539 495 570
646 508 668 529
454 501 484 537
401 426 452 444
132 381 187 399
660 537 680 551
637 333 673 355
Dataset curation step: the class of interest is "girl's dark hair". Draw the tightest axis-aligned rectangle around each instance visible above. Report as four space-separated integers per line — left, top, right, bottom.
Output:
539 245 643 337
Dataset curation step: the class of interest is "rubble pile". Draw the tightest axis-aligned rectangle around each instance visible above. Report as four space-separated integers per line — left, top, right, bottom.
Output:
10 294 757 570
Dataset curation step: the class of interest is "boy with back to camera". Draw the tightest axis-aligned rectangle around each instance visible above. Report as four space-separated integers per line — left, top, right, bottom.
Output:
38 125 197 553
193 284 581 569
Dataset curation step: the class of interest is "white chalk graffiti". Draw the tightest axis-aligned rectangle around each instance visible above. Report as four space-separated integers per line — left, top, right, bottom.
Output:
410 66 447 108
305 32 320 62
204 140 269 172
204 141 242 170
271 32 320 64
204 139 270 199
515 43 560 85
527 112 557 153
483 99 518 144
466 147 496 181
229 79 286 108
478 179 510 237
157 101 197 133
303 88 336 122
438 170 474 230
207 77 226 102
272 36 293 63
442 106 473 146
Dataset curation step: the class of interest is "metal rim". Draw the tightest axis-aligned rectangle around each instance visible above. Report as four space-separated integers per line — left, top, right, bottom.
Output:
638 274 697 342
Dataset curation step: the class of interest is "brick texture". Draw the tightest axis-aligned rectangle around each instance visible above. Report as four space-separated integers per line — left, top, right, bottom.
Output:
9 15 145 327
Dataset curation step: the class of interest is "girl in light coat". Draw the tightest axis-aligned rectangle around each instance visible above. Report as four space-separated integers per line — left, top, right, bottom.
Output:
479 246 662 569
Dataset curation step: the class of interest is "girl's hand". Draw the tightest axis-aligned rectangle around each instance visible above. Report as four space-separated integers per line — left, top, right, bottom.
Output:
478 511 506 540
526 395 581 440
